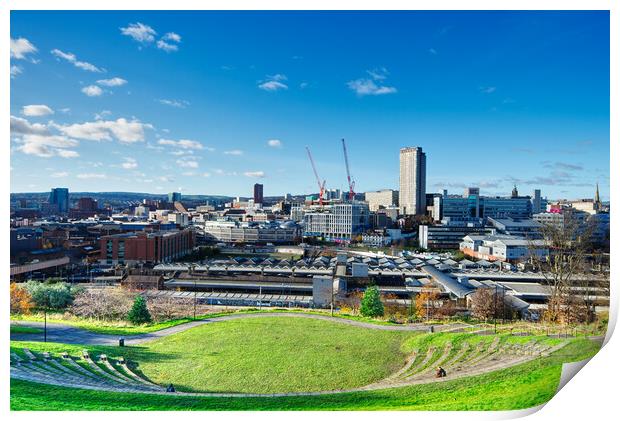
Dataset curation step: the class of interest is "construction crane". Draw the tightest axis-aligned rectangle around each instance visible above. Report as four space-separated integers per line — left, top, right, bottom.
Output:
306 146 326 205
341 138 355 201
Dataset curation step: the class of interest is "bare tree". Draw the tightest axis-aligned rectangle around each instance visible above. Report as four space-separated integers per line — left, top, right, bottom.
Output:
529 210 595 323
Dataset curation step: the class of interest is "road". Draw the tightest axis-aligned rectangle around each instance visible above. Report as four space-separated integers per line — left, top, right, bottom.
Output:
10 312 451 346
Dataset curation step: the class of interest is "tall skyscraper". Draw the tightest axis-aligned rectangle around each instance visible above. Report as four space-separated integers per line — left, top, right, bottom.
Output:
168 192 182 203
399 147 426 216
49 187 69 213
253 183 264 204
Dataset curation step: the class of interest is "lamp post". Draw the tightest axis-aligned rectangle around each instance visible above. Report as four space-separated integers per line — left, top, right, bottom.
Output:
43 292 48 343
494 284 498 334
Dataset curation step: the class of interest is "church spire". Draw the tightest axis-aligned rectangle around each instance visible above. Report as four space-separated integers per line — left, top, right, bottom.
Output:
595 182 601 207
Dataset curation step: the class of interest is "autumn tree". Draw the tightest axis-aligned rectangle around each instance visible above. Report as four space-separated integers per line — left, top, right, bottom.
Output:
415 287 441 320
10 283 33 315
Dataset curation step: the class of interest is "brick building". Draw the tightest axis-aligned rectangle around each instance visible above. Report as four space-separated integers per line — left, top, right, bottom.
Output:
100 229 195 265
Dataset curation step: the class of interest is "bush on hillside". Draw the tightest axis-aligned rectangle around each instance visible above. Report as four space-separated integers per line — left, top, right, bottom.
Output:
23 280 80 310
360 285 384 318
127 295 152 325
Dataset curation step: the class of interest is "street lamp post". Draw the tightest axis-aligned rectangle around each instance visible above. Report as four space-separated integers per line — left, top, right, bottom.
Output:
494 284 498 334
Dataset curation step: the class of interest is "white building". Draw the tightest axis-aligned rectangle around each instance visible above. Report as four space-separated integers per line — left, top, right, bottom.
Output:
460 234 548 262
365 189 399 212
399 147 426 216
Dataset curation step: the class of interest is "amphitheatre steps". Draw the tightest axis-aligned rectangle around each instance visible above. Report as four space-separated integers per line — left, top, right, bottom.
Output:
10 349 164 393
10 337 569 397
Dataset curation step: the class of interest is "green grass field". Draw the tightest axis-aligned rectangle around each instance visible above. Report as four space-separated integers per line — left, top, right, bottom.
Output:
10 315 601 410
12 317 415 393
10 326 43 334
10 338 600 411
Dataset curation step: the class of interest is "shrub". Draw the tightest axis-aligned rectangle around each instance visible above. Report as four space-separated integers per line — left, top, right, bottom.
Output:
360 285 384 318
23 280 79 310
10 283 33 315
127 295 152 325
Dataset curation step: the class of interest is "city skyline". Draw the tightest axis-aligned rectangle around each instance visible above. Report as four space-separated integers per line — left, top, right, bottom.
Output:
10 11 610 200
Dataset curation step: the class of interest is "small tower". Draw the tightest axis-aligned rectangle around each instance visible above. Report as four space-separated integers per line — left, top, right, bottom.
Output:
511 184 519 198
595 182 601 210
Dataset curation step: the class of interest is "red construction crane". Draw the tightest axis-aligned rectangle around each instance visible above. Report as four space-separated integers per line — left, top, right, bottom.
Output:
306 146 326 205
341 138 355 201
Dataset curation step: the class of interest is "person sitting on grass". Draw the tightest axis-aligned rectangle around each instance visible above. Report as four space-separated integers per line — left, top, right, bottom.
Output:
436 366 447 378
166 384 176 393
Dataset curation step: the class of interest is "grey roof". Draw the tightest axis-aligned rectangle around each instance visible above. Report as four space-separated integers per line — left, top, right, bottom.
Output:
498 282 551 296
420 265 474 299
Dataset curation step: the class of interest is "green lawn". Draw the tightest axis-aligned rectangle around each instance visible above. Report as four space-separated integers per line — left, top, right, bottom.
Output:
12 317 416 394
10 326 43 334
10 338 600 410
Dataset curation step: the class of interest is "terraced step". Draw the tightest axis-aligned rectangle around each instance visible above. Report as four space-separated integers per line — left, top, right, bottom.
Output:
402 346 437 378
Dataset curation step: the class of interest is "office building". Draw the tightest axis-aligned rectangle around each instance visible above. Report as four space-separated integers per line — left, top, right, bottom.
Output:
253 183 264 204
365 189 399 212
302 202 371 242
49 188 69 214
399 147 426 216
168 192 182 203
200 220 299 243
100 229 195 264
433 188 533 221
419 218 488 250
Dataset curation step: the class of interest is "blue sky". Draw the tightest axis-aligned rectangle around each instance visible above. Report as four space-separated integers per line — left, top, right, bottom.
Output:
10 11 609 200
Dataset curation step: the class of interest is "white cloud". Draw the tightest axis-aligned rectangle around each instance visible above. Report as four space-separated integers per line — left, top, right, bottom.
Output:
22 105 54 117
51 171 69 178
11 119 79 158
11 37 38 60
11 65 23 78
202 172 211 177
158 98 189 108
244 171 265 178
258 74 289 91
163 32 182 42
366 67 389 81
120 22 157 43
10 115 50 136
77 173 107 179
348 68 397 96
56 149 80 158
267 139 282 148
157 40 178 52
480 86 497 94
347 78 397 96
97 77 127 87
258 80 288 91
51 49 103 72
158 138 204 150
58 118 152 143
121 157 138 169
94 110 112 120
81 85 103 97
224 149 243 156
176 157 199 168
